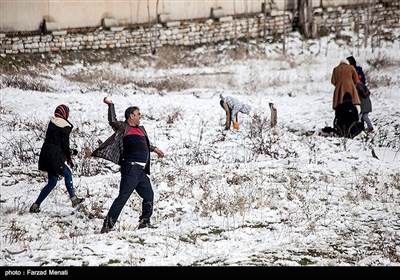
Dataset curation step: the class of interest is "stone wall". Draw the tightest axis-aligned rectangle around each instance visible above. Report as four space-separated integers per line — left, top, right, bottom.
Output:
0 1 399 56
315 1 400 32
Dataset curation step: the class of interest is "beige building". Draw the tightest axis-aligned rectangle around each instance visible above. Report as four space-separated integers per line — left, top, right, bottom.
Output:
0 0 389 33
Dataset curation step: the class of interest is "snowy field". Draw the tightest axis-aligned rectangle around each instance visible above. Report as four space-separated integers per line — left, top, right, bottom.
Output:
1 29 399 273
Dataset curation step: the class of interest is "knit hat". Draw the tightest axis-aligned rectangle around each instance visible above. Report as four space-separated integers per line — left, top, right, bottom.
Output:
241 104 251 114
54 104 69 119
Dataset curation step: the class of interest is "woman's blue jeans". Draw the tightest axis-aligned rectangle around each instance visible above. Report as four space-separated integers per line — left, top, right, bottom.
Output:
35 164 75 205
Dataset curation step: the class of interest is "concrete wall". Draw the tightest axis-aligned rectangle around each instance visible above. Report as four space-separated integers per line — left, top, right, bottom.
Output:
1 1 398 55
0 0 273 33
1 0 390 33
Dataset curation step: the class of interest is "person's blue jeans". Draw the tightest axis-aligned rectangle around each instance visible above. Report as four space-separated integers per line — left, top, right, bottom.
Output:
359 112 373 130
104 161 154 228
35 164 75 205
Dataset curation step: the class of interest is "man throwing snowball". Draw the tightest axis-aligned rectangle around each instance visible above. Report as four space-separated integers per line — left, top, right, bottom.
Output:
92 97 164 233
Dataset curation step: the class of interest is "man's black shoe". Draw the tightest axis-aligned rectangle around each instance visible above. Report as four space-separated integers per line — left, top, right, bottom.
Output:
100 223 113 234
138 219 158 229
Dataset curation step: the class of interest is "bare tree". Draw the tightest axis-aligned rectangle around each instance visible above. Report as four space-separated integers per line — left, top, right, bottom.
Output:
263 0 267 39
356 0 360 57
233 0 238 48
283 0 287 55
298 0 316 39
245 0 250 54
147 0 155 55
365 0 370 48
370 0 377 51
154 0 160 55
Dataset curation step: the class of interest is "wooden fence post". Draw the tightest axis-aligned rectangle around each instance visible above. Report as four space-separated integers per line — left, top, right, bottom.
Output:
269 102 277 127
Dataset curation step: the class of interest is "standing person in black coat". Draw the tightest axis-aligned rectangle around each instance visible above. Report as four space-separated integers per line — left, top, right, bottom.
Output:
347 56 366 85
334 92 364 138
29 105 84 213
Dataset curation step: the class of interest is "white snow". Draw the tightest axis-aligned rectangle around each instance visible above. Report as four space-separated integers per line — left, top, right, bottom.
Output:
1 30 399 269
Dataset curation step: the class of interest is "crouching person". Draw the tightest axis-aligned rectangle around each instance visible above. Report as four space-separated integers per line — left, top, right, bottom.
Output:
219 94 251 130
334 92 364 138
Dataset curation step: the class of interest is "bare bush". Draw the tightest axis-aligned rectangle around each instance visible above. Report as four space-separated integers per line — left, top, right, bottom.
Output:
133 76 193 92
245 114 298 160
4 219 28 244
1 73 54 92
367 74 392 89
63 68 132 86
367 53 399 69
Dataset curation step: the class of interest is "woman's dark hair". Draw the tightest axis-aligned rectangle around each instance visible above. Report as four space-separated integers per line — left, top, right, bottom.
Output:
124 106 140 120
346 56 357 68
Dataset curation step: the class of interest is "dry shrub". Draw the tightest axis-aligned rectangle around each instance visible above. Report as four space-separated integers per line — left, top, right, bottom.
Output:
154 45 199 69
1 71 54 92
63 68 132 86
154 45 182 69
134 76 193 92
367 53 399 70
224 43 248 60
167 110 180 124
4 220 28 244
367 74 392 88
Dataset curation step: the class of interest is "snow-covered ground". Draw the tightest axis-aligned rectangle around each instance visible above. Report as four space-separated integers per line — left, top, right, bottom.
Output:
1 30 399 270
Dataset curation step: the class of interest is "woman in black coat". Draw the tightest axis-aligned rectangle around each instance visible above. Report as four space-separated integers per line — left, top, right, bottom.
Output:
29 105 84 213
